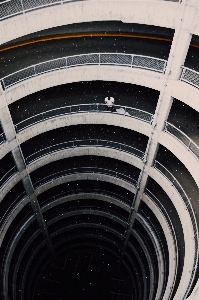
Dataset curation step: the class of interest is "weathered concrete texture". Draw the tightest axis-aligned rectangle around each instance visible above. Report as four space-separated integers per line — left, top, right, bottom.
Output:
142 194 177 300
0 1 180 45
149 166 197 300
2 66 163 105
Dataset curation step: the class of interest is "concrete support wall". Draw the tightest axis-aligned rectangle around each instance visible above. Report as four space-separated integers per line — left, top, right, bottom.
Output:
142 194 177 300
0 85 54 256
0 1 181 45
149 167 197 300
1 0 199 298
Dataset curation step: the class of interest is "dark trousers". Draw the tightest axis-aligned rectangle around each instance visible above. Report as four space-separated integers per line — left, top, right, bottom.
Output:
106 106 114 112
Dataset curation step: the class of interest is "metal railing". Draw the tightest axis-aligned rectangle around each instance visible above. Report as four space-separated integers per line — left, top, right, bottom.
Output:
0 132 6 145
0 0 181 21
0 166 18 189
154 160 198 235
42 188 133 207
145 189 178 248
0 191 27 233
1 53 167 90
153 160 198 296
0 0 84 20
180 66 199 89
15 103 153 133
165 122 199 160
144 188 178 295
33 166 138 189
25 138 145 164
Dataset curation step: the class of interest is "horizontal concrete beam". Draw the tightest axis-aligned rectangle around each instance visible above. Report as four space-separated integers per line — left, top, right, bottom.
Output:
0 196 30 246
1 66 164 105
26 146 144 173
0 1 180 45
149 166 197 300
171 80 199 112
35 172 137 196
142 194 177 300
158 131 199 188
16 112 152 144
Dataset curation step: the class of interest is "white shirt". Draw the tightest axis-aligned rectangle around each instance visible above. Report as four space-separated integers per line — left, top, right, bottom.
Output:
105 97 115 107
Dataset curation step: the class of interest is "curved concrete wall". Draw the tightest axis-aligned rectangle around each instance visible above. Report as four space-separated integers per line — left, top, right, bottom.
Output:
26 146 144 173
142 194 177 300
0 172 22 202
158 131 199 188
149 166 197 300
34 172 137 196
34 167 197 299
171 80 199 112
42 193 131 213
2 109 198 190
0 66 163 105
0 196 30 246
0 1 181 45
15 112 152 143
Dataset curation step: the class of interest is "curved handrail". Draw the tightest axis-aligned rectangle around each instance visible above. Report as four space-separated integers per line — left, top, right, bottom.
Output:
0 0 181 21
144 188 178 298
153 160 198 297
180 66 199 89
0 191 27 234
41 188 134 208
1 52 167 90
33 166 138 189
0 166 18 189
165 121 199 160
0 0 85 21
144 189 178 248
25 138 145 164
0 132 5 145
15 103 153 133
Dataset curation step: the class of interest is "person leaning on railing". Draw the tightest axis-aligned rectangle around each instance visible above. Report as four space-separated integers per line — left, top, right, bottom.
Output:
104 96 115 112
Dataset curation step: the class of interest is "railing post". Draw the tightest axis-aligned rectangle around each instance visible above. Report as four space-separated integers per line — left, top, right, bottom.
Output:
96 139 98 147
99 54 100 65
1 79 6 91
188 140 191 150
143 152 147 163
20 0 25 14
164 121 167 132
131 54 134 67
163 61 167 74
65 57 67 68
33 65 36 76
180 67 186 81
97 103 98 113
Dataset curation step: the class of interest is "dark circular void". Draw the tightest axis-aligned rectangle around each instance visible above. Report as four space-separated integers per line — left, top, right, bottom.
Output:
34 248 132 300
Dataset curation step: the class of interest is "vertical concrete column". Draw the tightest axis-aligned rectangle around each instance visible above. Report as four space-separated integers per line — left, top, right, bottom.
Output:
124 3 198 300
0 85 54 257
0 86 16 142
123 0 193 246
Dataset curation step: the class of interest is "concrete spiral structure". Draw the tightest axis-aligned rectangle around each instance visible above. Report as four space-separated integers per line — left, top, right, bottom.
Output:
0 0 199 299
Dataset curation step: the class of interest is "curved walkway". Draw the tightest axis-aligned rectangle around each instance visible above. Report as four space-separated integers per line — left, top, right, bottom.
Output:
0 1 181 44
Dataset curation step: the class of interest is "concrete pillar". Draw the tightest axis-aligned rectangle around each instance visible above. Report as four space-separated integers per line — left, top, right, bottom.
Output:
123 0 193 253
0 86 16 142
0 86 54 257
